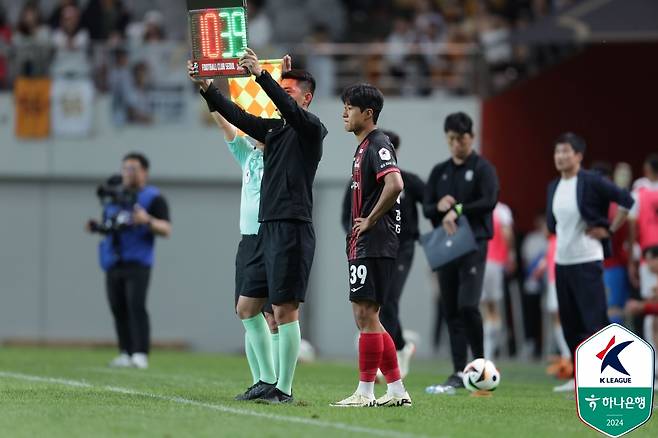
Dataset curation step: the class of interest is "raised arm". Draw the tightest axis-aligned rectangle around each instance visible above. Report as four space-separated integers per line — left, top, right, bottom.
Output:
240 49 325 141
209 112 237 142
188 61 273 143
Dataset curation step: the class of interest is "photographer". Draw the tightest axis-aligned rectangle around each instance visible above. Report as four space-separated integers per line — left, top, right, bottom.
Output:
86 152 171 369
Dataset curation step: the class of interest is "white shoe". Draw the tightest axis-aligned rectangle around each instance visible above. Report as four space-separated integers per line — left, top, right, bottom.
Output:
330 392 376 407
109 353 133 368
553 378 575 393
131 353 149 369
376 391 412 407
398 342 416 379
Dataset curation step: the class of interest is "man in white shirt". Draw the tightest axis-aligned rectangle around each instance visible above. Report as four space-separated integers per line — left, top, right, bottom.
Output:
546 132 634 392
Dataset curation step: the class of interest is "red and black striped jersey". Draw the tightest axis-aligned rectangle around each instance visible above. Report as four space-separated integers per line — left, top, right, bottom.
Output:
346 129 401 260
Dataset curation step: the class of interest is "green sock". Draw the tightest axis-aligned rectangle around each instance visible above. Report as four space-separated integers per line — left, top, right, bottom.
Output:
277 321 300 396
245 332 260 385
241 314 276 384
271 332 280 379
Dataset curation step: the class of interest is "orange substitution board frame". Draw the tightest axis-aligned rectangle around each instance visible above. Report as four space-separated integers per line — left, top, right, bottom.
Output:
187 0 250 78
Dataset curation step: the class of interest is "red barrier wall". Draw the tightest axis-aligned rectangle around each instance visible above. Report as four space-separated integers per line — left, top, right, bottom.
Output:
481 43 658 232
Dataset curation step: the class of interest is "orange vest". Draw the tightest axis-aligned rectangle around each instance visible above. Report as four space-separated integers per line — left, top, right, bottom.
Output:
637 186 658 250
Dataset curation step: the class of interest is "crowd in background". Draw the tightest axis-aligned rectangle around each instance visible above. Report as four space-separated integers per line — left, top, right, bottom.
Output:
0 0 582 95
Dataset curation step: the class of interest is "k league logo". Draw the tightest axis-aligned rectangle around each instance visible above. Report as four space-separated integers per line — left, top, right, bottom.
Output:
575 324 655 437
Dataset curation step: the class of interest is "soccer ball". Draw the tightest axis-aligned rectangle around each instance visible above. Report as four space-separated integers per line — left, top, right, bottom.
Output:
298 338 316 363
462 358 500 392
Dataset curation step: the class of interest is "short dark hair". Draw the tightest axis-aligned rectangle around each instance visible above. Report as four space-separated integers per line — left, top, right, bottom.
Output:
281 69 316 96
645 153 658 174
444 112 473 135
341 83 384 124
382 130 400 150
123 152 150 170
555 132 586 155
591 161 613 178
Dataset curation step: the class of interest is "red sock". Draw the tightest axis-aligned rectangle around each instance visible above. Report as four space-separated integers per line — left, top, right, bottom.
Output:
359 333 384 382
380 332 401 383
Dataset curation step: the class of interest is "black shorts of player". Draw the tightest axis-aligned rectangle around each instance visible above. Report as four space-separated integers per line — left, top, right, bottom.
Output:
261 220 316 305
348 258 395 305
236 234 269 307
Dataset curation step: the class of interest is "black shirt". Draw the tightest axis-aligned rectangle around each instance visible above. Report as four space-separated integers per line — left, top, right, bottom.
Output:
342 170 425 243
148 195 170 222
201 71 327 223
423 152 498 241
346 129 401 260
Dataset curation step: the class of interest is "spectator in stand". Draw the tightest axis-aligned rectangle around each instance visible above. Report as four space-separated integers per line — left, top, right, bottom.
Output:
0 3 11 88
81 0 130 42
13 1 50 45
125 61 153 124
142 10 165 43
13 1 51 76
48 0 77 29
247 0 272 53
384 15 416 94
305 24 335 98
52 4 89 52
109 48 152 126
414 0 444 37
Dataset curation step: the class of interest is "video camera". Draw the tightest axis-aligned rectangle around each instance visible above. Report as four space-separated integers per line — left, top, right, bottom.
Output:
88 174 139 235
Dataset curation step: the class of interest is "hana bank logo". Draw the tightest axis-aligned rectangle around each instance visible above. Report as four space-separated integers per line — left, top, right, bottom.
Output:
596 336 633 383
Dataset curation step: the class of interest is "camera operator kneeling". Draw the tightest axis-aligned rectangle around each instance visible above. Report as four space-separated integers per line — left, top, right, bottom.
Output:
86 152 171 369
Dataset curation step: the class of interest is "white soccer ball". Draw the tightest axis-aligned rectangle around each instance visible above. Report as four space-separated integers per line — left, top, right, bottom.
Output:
462 358 500 392
298 338 316 363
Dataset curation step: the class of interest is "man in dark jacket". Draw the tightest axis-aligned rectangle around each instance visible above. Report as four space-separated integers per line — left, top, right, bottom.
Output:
423 112 499 392
546 132 633 392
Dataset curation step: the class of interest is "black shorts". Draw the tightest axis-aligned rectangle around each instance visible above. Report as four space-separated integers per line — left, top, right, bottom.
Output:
261 220 316 305
236 234 268 302
348 258 395 305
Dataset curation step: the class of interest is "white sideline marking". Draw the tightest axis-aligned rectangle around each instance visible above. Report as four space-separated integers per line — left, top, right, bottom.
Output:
0 371 429 438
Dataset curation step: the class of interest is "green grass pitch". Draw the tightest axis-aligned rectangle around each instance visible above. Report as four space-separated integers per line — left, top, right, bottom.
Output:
0 347 656 437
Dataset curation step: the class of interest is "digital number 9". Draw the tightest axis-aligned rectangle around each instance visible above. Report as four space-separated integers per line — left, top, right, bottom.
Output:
232 10 247 57
219 10 247 58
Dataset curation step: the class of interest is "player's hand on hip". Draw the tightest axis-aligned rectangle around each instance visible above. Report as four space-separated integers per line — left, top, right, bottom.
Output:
353 217 374 239
437 195 456 213
239 48 263 77
442 210 458 236
187 60 212 90
586 226 610 240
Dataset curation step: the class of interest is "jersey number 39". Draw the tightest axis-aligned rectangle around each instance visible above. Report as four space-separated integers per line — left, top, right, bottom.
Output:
349 265 368 285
